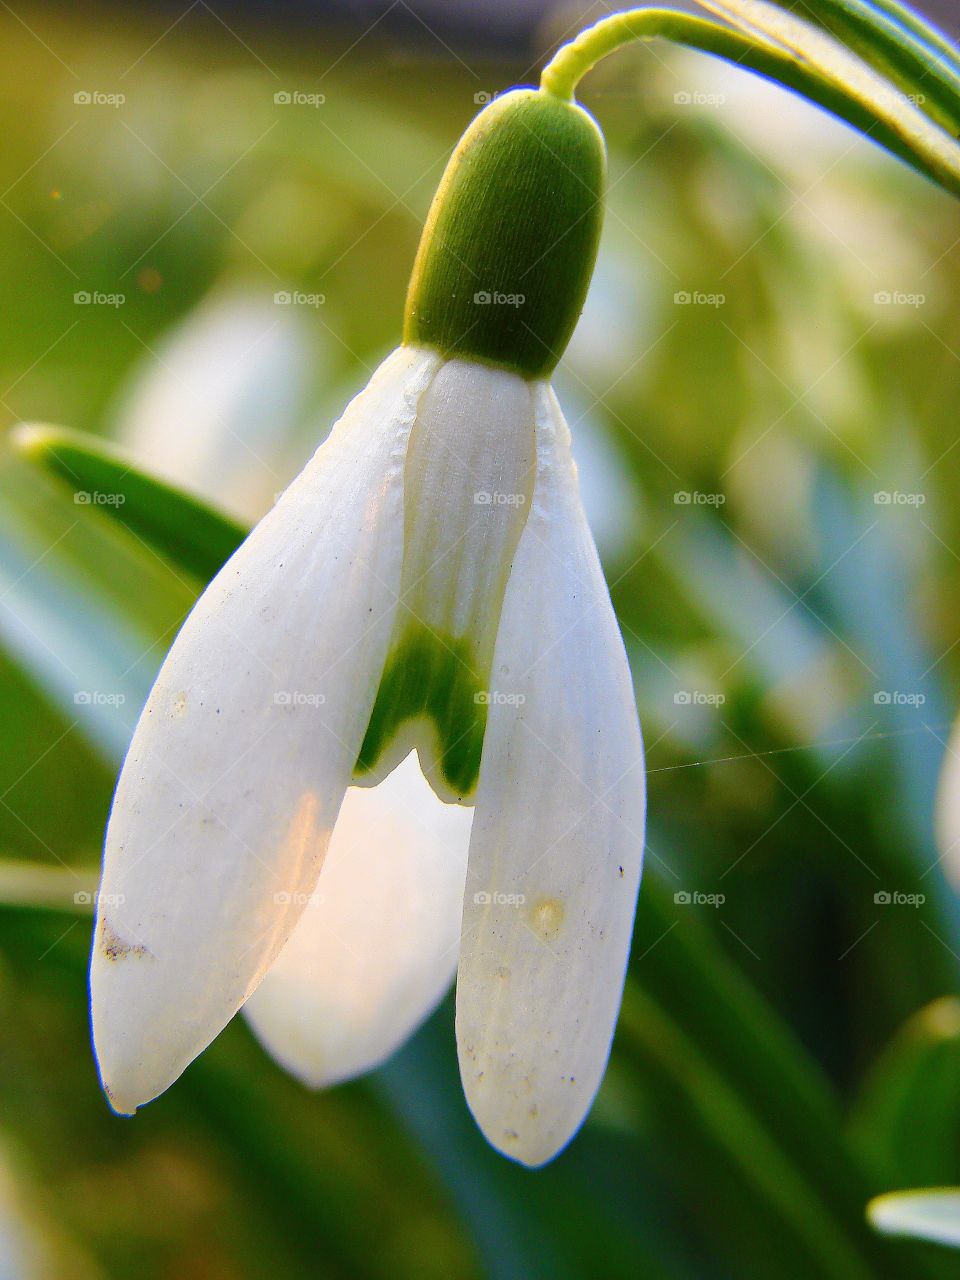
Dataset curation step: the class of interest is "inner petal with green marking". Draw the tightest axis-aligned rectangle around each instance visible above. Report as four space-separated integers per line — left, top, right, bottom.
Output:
354 356 535 803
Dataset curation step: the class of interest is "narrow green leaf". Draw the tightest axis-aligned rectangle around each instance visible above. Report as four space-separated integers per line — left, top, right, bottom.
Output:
788 0 960 135
0 859 96 912
10 424 247 581
813 0 960 78
622 869 939 1279
699 0 960 197
852 997 960 1186
618 985 877 1279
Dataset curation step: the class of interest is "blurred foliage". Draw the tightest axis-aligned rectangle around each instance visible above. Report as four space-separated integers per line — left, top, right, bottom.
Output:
1 4 960 1278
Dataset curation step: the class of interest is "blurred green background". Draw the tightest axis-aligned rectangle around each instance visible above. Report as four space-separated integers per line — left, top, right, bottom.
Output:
2 2 960 1277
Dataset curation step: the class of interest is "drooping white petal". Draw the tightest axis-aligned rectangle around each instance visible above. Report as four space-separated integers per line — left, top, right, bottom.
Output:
244 751 472 1086
92 345 439 1115
456 383 645 1167
868 1190 960 1249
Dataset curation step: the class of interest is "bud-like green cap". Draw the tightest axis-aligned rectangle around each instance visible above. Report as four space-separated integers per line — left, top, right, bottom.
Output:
403 88 606 379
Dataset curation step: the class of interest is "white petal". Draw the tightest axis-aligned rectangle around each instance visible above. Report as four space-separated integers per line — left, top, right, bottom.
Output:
244 751 472 1086
456 383 645 1167
91 345 439 1114
868 1190 960 1248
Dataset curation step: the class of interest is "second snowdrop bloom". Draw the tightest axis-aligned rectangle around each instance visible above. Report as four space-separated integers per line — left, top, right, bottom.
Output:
92 87 646 1167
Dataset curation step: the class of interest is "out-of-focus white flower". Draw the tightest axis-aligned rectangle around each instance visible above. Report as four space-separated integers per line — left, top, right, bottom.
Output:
868 1189 960 1249
935 722 960 888
112 285 316 522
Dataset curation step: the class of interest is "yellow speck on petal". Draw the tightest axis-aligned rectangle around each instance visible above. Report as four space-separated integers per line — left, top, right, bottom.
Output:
172 691 188 717
529 896 564 939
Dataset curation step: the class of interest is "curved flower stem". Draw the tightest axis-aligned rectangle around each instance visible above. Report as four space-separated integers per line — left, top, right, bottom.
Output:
540 8 768 102
539 5 960 200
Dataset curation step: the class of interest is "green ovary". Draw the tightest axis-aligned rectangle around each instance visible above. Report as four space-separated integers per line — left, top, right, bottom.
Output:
354 625 488 800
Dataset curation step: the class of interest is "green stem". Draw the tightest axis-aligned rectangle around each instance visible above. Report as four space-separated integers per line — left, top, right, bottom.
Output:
540 8 765 102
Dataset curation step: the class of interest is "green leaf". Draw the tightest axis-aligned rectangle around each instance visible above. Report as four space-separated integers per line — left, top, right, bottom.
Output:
10 424 247 582
852 997 960 1186
0 452 198 762
865 0 960 72
618 984 876 1279
620 869 918 1280
868 1189 960 1249
775 0 960 135
700 0 960 197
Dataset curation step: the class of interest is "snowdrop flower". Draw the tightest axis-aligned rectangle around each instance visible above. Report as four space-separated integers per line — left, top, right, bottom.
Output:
92 87 646 1167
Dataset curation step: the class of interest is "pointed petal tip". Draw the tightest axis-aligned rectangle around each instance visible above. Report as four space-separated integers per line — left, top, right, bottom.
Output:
464 1090 583 1169
102 1084 137 1118
91 984 193 1119
94 1040 163 1118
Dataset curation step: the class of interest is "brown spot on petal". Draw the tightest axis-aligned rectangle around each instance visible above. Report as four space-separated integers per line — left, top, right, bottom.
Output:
100 918 151 962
